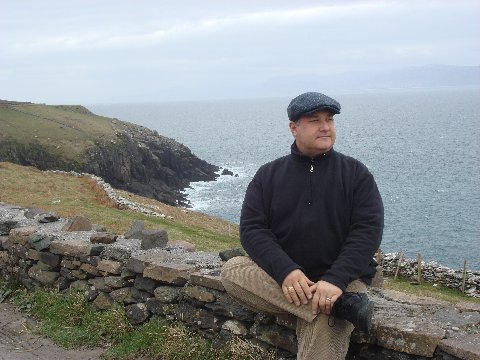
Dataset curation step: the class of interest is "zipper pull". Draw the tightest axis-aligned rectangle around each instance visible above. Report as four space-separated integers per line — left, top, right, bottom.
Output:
310 164 314 173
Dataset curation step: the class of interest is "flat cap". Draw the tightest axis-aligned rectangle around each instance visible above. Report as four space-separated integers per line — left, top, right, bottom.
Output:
287 92 341 121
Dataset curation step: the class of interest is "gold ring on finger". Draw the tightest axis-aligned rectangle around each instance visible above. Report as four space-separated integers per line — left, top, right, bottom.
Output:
326 297 332 301
288 286 294 292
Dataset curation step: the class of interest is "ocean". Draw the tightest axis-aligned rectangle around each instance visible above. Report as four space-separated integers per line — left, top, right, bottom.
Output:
89 89 480 270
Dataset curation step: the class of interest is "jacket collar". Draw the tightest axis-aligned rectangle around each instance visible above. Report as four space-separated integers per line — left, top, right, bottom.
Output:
290 142 334 162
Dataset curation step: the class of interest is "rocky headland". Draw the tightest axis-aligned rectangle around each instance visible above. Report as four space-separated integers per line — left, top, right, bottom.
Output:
0 100 219 206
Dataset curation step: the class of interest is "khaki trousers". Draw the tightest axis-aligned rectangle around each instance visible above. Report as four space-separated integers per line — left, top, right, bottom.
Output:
220 256 367 360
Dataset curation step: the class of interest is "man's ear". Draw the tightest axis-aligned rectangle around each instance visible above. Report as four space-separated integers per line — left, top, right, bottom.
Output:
289 121 297 137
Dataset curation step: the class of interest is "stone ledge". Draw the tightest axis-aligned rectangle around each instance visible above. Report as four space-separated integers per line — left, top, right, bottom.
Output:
438 334 480 360
50 239 93 257
190 270 224 291
143 262 195 285
374 320 446 357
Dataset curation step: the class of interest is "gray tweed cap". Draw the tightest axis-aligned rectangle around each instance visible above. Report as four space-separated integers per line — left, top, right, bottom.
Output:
287 92 341 121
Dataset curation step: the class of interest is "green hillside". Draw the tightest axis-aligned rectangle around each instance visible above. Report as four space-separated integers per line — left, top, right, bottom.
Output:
0 102 117 160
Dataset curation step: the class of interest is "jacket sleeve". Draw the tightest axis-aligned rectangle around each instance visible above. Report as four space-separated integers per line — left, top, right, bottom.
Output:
240 170 303 285
321 164 384 291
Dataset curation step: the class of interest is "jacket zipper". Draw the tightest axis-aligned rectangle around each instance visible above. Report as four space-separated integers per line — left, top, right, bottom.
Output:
308 159 314 205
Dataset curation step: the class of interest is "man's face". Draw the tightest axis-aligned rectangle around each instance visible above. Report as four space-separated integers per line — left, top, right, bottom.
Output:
289 110 336 157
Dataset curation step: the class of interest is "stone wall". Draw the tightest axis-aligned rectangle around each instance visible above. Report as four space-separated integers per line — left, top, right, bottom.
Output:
382 253 480 298
1 203 478 360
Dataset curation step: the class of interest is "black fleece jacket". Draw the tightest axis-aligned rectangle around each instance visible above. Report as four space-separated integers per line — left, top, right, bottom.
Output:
240 143 384 291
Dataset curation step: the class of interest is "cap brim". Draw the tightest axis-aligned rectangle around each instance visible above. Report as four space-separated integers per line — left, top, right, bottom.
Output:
303 106 340 116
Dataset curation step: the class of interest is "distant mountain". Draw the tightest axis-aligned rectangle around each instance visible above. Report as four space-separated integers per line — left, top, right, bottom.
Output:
260 65 480 95
0 101 218 206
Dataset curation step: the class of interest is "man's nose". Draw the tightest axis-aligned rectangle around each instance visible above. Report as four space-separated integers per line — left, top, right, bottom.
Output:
317 120 328 131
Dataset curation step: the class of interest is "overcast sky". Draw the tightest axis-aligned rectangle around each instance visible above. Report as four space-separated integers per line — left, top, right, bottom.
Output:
1 0 479 104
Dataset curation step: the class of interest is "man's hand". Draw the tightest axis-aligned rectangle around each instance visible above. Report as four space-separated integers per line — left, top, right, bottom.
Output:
309 280 343 315
281 269 315 306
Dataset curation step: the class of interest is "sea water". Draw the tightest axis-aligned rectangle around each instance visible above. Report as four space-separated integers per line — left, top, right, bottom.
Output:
89 89 480 270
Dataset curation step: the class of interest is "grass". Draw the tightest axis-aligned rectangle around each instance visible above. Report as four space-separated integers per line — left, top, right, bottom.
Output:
11 285 132 348
0 103 116 160
0 161 240 251
383 276 480 304
0 279 276 360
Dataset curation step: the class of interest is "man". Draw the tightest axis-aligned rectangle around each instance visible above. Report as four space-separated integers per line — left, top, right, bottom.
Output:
220 92 384 359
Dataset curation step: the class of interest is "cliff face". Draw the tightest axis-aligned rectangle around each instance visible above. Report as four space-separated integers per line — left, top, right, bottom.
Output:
0 101 218 205
84 121 218 205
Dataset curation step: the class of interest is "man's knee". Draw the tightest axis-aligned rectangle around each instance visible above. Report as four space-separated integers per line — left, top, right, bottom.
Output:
346 279 367 293
220 255 253 283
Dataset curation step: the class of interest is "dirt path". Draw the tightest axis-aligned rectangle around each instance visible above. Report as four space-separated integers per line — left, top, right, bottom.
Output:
0 303 104 360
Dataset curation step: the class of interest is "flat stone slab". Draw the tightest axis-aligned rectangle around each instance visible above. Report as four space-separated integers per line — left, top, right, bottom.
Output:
143 262 195 285
190 270 224 291
126 251 175 274
374 317 446 357
438 333 480 360
371 292 447 357
50 239 93 257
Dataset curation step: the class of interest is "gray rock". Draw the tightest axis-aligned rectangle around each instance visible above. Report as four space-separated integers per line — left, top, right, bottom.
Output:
110 288 131 304
120 268 137 280
219 247 246 261
172 302 216 330
129 287 152 303
438 333 480 360
37 213 60 223
145 298 164 314
57 276 70 291
28 233 56 251
24 208 46 219
250 322 297 354
154 286 182 303
38 252 60 267
90 245 104 256
125 303 150 325
27 263 59 285
134 276 158 294
222 319 248 336
69 280 89 293
90 232 118 244
184 286 216 303
0 235 8 250
205 292 256 322
104 276 126 289
88 277 108 291
0 220 18 235
93 292 114 310
124 220 144 239
140 229 168 250
62 216 93 231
